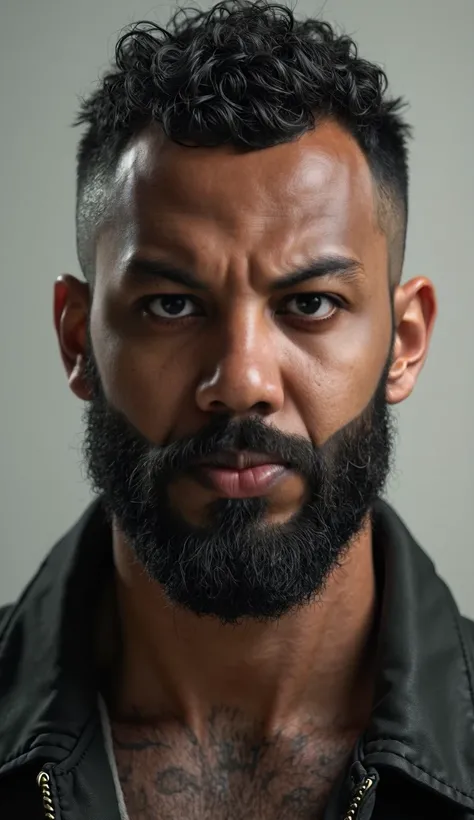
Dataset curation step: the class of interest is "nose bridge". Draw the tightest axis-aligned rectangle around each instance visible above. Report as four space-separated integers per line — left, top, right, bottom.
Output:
195 299 284 415
226 297 263 361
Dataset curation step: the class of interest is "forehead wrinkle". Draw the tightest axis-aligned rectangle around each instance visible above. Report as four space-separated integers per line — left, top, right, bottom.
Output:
125 165 370 261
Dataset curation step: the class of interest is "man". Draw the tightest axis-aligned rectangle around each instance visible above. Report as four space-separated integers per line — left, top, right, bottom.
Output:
0 0 472 817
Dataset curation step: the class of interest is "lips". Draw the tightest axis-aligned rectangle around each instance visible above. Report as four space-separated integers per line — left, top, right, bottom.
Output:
197 451 287 470
192 451 290 498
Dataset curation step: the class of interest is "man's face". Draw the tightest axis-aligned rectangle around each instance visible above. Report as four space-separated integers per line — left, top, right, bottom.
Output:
83 121 395 621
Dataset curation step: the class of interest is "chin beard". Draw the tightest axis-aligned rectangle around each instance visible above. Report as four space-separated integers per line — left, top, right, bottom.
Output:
82 349 395 623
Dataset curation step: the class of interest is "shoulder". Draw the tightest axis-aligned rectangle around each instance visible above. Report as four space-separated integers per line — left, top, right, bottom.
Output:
459 615 474 678
0 605 13 634
460 615 474 648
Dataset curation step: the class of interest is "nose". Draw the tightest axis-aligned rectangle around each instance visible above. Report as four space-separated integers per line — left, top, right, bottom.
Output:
195 312 285 417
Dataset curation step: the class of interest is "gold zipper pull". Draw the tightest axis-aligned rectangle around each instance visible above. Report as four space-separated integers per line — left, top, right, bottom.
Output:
37 770 56 819
343 774 376 820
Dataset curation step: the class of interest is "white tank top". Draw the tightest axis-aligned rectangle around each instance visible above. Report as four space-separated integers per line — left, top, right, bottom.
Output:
98 694 130 820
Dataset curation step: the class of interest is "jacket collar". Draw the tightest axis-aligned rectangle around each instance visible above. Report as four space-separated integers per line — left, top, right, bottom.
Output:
0 499 473 808
0 500 112 773
363 503 474 809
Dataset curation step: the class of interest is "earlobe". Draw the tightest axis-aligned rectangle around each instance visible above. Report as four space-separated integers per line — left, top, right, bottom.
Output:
54 275 92 401
386 277 437 405
68 352 92 401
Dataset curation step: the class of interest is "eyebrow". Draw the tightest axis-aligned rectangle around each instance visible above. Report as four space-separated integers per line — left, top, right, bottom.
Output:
271 255 363 290
125 254 363 291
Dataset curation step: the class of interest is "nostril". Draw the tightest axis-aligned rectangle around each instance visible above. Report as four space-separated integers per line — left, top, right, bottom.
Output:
209 400 231 412
251 401 273 416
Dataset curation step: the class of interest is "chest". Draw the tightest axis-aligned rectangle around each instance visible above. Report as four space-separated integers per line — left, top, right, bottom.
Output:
111 719 356 820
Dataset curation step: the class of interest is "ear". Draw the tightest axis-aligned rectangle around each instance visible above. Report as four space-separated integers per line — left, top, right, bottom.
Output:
386 277 437 405
54 275 91 401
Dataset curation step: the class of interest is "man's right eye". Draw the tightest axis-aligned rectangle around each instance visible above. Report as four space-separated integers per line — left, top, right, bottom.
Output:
142 295 202 321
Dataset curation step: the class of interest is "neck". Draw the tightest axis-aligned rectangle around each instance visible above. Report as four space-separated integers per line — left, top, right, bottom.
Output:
104 516 377 738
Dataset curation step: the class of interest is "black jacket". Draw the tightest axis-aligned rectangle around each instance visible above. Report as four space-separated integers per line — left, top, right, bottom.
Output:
1 499 474 819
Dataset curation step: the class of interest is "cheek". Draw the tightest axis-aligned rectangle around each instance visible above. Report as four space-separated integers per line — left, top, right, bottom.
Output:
288 310 391 444
90 318 199 444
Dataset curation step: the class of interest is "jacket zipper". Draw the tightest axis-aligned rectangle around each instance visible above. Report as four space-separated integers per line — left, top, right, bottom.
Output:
36 764 374 820
37 770 56 819
343 775 375 820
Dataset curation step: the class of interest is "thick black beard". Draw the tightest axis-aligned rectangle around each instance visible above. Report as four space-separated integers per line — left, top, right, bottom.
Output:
82 350 395 623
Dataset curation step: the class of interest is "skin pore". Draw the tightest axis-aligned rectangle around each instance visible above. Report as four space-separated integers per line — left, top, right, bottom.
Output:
55 120 436 818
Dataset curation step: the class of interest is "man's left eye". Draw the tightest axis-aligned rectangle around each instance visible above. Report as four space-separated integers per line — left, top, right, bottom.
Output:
282 294 338 319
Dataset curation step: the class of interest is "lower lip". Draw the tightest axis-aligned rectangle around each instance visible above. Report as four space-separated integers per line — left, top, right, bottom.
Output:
196 464 288 498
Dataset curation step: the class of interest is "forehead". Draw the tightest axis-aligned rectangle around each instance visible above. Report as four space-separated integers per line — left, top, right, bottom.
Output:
106 121 383 278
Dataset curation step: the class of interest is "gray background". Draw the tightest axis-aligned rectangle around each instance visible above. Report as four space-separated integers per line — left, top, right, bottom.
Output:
1 1 473 610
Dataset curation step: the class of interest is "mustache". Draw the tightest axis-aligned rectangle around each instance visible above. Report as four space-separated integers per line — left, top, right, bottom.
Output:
141 415 318 481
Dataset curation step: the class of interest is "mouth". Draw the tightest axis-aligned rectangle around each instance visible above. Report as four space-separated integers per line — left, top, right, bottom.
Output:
190 451 291 498
196 450 288 470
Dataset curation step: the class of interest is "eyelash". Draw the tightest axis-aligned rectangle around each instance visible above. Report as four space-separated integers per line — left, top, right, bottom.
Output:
139 293 344 326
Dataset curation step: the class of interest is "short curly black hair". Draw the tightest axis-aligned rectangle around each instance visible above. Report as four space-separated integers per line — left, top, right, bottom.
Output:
75 0 411 284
